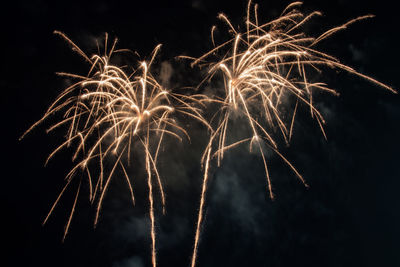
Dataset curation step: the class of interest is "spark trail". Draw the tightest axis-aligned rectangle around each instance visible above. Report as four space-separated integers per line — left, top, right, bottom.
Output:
20 31 209 267
187 1 396 266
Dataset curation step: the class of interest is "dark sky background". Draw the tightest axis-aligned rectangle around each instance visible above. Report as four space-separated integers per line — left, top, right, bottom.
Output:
3 0 400 267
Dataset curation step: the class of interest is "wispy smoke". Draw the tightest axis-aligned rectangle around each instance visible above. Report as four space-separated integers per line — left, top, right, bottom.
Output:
159 61 173 88
113 256 144 267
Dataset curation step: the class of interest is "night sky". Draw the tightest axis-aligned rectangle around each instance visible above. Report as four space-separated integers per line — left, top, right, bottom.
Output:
4 0 400 267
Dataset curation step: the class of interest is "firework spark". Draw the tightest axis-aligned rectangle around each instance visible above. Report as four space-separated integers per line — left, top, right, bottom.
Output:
187 1 396 266
20 31 209 267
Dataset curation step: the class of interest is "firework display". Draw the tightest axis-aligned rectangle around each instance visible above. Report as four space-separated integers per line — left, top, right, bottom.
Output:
19 1 396 267
186 1 395 266
20 32 208 267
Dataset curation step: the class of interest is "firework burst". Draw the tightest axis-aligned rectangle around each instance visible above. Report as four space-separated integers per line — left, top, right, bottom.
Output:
20 31 209 267
186 1 396 266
